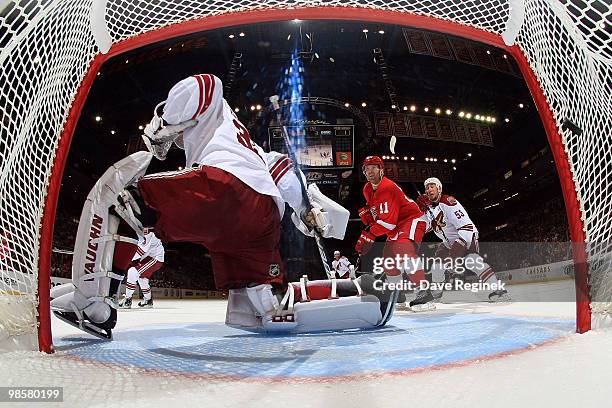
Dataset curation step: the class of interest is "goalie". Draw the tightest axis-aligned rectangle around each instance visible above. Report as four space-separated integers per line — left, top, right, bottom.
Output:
51 74 397 338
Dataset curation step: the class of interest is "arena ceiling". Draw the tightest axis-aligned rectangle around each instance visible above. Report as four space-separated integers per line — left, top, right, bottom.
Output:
62 19 560 226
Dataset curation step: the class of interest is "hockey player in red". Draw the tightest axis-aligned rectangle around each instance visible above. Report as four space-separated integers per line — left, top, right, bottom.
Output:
355 156 435 311
416 177 510 301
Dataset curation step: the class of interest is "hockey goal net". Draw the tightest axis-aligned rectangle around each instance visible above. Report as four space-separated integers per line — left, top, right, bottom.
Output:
0 0 610 352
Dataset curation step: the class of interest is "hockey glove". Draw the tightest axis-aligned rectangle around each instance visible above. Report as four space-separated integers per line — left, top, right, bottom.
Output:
416 194 432 212
358 206 375 226
355 230 376 255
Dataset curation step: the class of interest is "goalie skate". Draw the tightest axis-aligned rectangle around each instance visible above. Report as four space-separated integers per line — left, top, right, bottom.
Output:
52 307 117 340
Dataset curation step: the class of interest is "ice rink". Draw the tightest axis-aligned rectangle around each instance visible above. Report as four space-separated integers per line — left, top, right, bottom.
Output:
2 281 612 407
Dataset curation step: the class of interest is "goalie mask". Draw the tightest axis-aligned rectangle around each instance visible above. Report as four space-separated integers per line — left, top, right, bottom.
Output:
142 101 197 160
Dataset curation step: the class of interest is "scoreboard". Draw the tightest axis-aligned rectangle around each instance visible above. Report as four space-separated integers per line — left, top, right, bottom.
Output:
268 124 354 169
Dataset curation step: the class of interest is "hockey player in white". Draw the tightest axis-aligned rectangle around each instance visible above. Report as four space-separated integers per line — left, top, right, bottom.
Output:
416 177 510 301
119 228 164 309
50 74 398 338
331 250 353 279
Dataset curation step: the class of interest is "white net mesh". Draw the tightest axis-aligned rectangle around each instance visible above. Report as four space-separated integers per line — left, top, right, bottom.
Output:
0 0 610 348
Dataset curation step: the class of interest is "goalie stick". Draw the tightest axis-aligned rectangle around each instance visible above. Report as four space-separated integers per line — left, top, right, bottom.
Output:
269 96 334 280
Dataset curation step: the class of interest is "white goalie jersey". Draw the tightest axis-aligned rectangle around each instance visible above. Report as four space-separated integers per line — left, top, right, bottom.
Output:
425 195 478 249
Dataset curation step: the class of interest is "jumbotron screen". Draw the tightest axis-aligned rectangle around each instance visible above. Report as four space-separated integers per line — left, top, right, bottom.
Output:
268 125 354 169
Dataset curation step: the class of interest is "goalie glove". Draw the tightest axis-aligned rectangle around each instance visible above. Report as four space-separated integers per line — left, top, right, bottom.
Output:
355 230 375 255
358 206 375 226
142 101 197 160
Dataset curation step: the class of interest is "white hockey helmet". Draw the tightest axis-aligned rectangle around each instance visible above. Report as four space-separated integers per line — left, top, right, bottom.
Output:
424 177 442 192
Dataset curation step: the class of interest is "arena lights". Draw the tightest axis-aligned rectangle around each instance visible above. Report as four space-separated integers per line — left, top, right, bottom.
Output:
239 32 245 37
459 111 465 118
434 108 441 114
138 125 144 130
410 105 416 112
443 159 448 163
292 19 301 23
475 114 481 120
424 107 429 112
453 166 457 170
465 113 472 119
403 156 408 160
451 159 456 163
410 156 415 160
504 118 510 123
425 158 429 162
228 34 235 39
234 107 240 112
168 47 172 51
391 104 396 109
361 102 367 107
378 30 385 34
256 104 262 110
519 103 524 108
344 102 350 107
468 153 472 157
491 117 497 123
403 106 408 111
362 29 369 33
94 115 101 122
486 50 491 55
110 130 116 135
445 109 452 115
250 105 255 111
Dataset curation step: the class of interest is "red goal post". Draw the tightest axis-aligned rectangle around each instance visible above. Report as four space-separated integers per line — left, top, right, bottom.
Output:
0 0 609 353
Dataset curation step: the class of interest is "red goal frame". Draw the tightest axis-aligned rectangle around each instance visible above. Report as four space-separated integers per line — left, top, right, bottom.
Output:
37 7 591 353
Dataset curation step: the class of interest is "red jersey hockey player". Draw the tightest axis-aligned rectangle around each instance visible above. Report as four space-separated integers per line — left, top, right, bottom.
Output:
416 177 510 301
355 156 435 311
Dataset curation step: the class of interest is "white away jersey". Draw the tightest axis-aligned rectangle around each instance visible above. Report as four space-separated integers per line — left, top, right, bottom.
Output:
133 232 165 262
425 195 477 248
161 74 301 217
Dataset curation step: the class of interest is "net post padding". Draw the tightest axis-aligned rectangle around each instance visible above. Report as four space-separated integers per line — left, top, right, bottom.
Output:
38 6 592 352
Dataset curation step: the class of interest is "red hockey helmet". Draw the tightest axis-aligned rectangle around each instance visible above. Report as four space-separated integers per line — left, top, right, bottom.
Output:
362 155 384 171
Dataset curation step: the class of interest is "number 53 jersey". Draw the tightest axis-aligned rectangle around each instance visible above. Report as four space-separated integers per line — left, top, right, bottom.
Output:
425 195 478 249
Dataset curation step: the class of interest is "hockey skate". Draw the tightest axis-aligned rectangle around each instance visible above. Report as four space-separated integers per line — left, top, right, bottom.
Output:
119 296 132 309
53 306 117 341
488 289 511 302
138 298 153 308
409 289 436 312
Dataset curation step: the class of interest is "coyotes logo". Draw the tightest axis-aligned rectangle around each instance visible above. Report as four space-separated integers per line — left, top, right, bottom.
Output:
432 211 446 232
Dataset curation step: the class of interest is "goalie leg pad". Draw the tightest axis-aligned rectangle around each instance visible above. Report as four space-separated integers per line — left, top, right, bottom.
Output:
225 277 401 333
52 152 153 334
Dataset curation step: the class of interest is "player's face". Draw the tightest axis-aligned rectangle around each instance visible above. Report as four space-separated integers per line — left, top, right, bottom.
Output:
364 165 383 184
425 183 441 202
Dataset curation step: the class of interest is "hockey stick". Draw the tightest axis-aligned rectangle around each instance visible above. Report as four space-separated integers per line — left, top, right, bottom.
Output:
269 96 334 280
